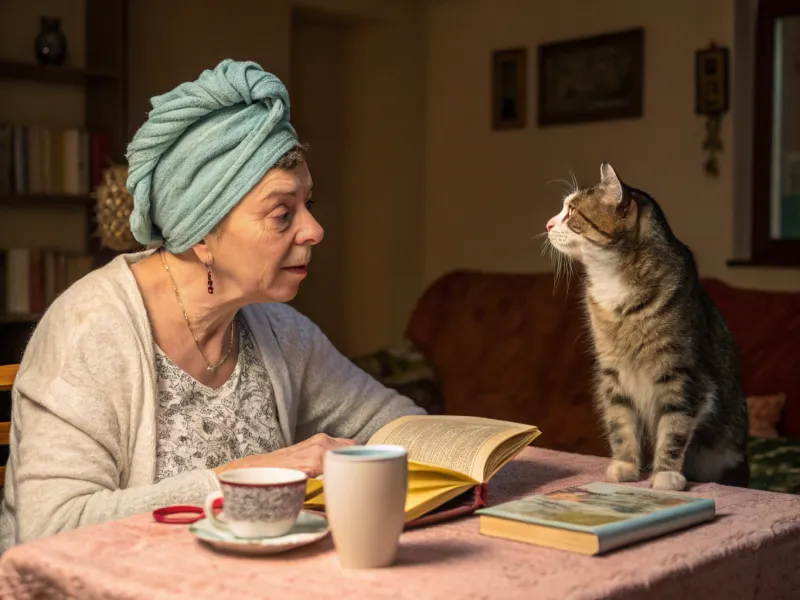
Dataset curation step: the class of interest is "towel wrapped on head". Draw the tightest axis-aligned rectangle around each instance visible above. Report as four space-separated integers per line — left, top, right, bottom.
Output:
125 59 299 253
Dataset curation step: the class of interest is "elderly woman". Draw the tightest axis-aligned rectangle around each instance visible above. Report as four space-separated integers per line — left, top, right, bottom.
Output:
0 59 425 550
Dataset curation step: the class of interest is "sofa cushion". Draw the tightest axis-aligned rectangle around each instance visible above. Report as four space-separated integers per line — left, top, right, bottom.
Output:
406 270 607 457
406 270 800 456
747 435 800 494
746 393 786 438
702 279 800 436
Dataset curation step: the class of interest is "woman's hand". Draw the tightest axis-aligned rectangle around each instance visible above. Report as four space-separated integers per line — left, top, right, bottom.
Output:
212 433 356 477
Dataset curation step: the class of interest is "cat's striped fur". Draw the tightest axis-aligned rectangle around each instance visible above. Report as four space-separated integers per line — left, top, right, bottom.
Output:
545 163 749 491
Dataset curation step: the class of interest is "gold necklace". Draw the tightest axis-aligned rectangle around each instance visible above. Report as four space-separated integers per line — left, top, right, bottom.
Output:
159 249 235 373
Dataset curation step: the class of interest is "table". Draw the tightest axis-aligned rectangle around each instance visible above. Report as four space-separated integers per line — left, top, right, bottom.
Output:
1 448 799 600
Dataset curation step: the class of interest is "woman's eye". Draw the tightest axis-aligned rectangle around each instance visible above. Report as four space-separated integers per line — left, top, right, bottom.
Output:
277 212 291 223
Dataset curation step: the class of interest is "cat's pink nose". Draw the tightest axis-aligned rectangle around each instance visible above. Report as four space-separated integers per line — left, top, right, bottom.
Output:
546 216 558 231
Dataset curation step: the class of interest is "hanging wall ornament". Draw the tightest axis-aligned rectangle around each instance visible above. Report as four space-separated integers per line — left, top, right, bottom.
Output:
695 42 730 178
94 164 141 252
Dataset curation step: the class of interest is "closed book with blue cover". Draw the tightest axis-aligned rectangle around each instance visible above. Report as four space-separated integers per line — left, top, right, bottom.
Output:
476 481 715 555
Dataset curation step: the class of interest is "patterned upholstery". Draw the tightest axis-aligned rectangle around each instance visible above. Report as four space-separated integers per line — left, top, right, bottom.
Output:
351 340 443 415
748 436 800 494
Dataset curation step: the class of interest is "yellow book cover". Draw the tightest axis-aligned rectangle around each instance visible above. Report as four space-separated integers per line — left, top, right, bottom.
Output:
302 414 541 527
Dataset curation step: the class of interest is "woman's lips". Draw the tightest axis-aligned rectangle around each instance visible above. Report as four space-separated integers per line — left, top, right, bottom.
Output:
283 265 308 275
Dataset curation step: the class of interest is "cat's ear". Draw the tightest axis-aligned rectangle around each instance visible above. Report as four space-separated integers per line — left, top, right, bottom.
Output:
600 162 631 218
600 161 622 196
616 188 634 218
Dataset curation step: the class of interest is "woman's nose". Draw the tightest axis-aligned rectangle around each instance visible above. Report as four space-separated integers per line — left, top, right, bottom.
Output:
299 213 324 246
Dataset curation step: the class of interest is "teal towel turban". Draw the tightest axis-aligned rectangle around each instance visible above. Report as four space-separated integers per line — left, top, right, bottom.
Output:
125 59 299 253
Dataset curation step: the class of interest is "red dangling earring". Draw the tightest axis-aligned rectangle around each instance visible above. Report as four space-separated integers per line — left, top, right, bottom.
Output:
205 259 214 294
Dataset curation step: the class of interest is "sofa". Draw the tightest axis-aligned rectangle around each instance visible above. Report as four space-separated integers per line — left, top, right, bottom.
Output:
352 270 800 494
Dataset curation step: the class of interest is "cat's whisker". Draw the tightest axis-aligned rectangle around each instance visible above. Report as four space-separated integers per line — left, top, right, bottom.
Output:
555 253 562 290
568 170 579 194
547 179 575 197
546 244 559 294
564 255 573 296
551 249 558 280
555 251 567 295
563 255 575 297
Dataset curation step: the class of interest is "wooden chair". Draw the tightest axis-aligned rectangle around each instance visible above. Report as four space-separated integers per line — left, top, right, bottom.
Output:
0 364 18 487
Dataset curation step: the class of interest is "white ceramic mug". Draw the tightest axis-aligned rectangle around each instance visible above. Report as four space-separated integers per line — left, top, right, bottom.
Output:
204 467 307 539
323 445 408 568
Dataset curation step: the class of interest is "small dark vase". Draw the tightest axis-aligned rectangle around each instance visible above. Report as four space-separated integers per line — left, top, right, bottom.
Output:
34 17 67 66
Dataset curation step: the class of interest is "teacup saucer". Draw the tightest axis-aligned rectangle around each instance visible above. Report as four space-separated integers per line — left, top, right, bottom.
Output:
189 511 330 555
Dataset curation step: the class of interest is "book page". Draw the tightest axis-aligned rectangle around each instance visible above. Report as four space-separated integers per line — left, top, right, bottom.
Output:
367 415 540 482
304 461 474 522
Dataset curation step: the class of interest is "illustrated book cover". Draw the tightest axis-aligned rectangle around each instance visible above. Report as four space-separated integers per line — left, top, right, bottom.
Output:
476 481 715 555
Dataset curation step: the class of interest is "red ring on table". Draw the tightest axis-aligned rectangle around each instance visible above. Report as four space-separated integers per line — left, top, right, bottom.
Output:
152 497 223 524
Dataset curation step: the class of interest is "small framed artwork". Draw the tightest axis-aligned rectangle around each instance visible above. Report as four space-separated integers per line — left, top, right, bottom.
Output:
538 28 644 126
492 47 527 130
695 42 729 115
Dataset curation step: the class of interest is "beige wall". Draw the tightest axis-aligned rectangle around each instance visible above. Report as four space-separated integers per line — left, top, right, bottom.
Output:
5 0 797 358
337 3 426 354
127 0 426 356
425 0 800 292
288 17 351 350
289 1 427 355
128 0 291 137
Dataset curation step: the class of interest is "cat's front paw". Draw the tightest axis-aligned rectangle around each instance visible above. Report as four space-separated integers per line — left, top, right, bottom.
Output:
606 460 640 483
650 470 687 491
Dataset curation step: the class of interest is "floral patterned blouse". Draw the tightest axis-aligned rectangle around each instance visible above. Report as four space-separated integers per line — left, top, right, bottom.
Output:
153 313 285 482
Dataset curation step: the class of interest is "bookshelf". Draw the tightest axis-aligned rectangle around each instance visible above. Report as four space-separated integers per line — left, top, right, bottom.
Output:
0 0 129 362
0 60 118 86
0 193 94 209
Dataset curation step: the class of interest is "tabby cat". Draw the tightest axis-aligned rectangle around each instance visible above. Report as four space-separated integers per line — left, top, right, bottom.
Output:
545 163 749 491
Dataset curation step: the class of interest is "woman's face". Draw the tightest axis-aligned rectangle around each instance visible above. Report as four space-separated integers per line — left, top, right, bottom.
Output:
203 161 323 304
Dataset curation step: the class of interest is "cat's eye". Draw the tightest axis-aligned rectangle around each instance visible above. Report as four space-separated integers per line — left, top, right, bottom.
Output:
566 206 575 218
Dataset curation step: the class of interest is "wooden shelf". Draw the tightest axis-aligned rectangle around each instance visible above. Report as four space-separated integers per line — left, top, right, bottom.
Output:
0 193 94 209
0 1 128 363
0 60 117 86
0 314 41 325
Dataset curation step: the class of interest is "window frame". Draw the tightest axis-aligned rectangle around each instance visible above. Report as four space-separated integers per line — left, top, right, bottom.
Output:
749 0 800 266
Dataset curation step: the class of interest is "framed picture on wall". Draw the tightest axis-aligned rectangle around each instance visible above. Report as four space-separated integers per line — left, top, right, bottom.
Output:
695 42 729 115
492 47 527 130
538 28 644 126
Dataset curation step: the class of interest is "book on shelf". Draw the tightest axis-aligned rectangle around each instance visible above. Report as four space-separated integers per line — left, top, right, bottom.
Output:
476 481 716 555
0 122 110 196
0 248 94 318
302 414 541 527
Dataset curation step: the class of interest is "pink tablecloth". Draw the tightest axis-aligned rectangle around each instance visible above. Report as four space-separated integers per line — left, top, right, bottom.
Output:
1 448 799 600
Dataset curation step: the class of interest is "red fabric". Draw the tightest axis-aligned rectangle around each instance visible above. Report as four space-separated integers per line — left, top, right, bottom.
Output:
406 270 800 452
702 279 800 436
407 483 487 529
407 270 604 456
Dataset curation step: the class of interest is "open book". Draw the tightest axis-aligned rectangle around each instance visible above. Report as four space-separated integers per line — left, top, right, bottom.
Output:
303 414 541 527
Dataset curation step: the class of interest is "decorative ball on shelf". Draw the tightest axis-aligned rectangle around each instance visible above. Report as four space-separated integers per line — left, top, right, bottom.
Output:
94 164 140 252
34 16 68 66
